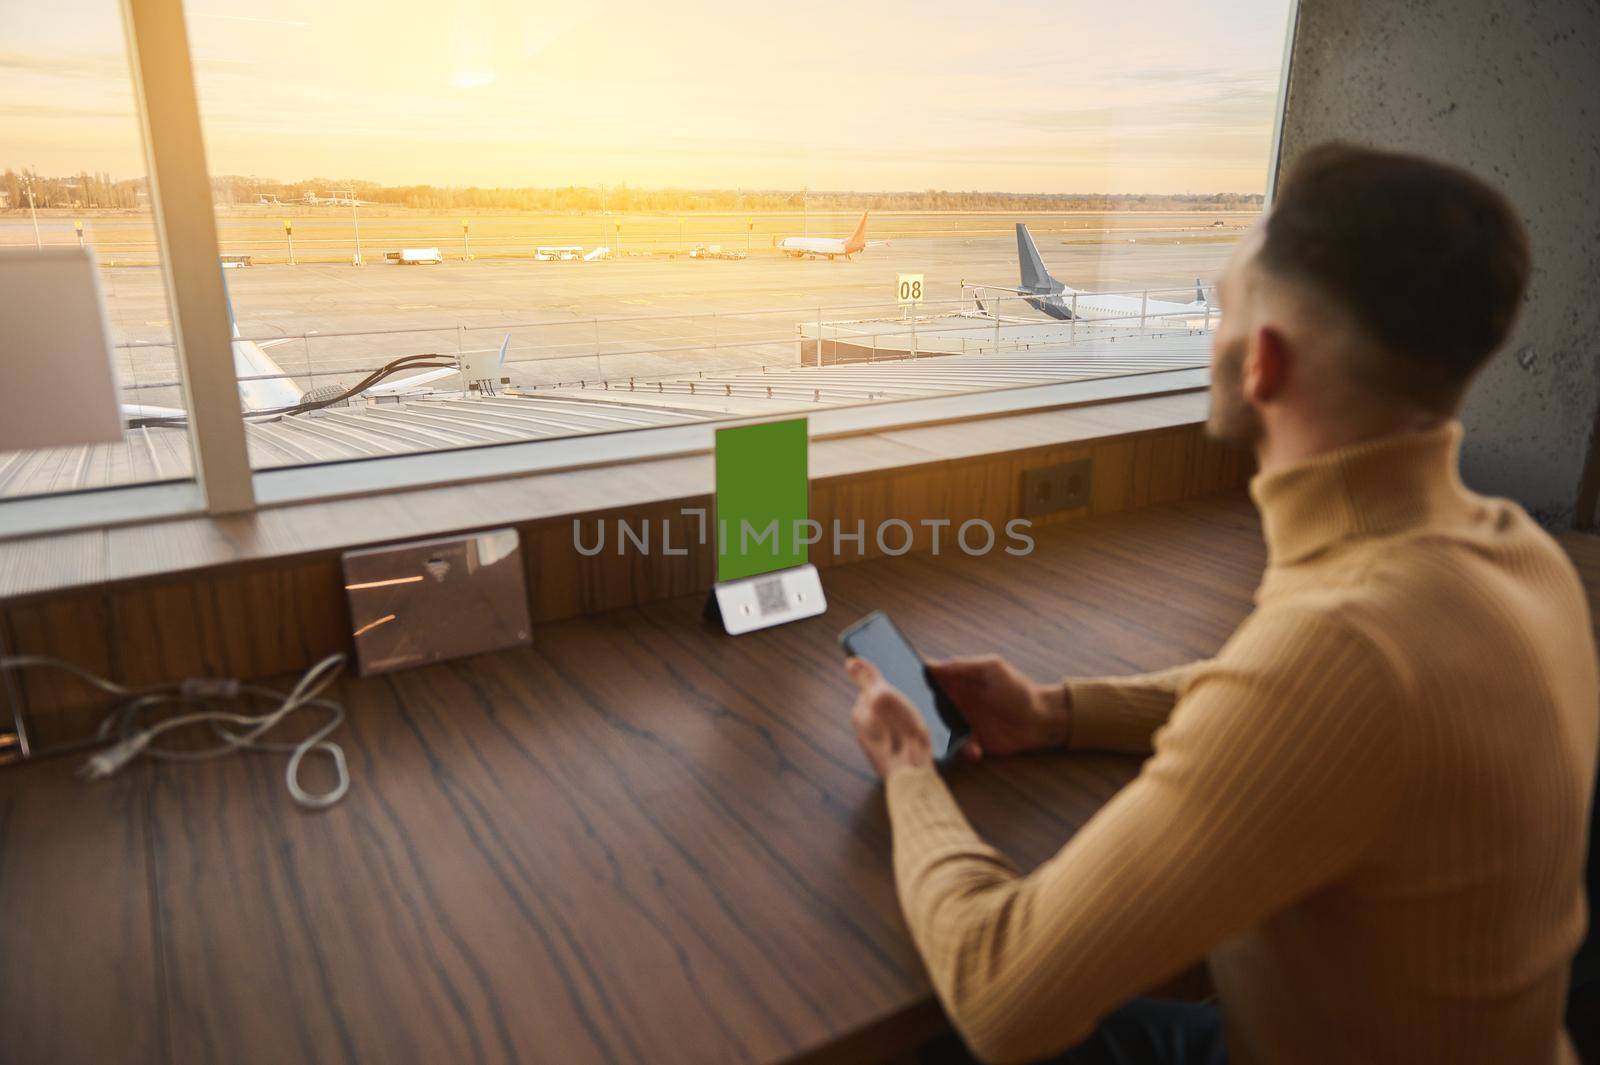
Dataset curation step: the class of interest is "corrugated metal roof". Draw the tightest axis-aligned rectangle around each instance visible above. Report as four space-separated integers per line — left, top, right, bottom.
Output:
0 329 1208 500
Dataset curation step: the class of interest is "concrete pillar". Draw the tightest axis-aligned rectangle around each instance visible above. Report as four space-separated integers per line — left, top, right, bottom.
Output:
1278 0 1600 527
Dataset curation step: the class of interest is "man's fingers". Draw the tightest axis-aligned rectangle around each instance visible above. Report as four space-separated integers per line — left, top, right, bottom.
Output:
927 655 999 684
960 739 984 762
845 656 883 692
871 688 905 714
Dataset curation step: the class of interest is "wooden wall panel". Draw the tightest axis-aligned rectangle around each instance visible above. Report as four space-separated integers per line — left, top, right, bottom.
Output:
3 423 1251 751
2 591 115 747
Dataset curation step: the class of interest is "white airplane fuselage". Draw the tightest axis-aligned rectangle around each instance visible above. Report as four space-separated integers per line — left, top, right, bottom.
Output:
1035 289 1212 325
777 211 871 260
778 236 855 260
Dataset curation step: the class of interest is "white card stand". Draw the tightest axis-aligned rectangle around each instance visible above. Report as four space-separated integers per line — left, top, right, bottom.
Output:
705 564 827 635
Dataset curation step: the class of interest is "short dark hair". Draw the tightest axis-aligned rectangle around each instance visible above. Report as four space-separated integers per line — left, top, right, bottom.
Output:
1259 142 1530 409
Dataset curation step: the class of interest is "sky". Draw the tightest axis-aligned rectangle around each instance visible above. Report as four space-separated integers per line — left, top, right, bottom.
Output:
2 0 1293 194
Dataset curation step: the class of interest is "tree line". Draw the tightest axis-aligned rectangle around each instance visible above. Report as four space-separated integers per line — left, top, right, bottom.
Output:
1 170 147 210
213 178 1263 213
4 168 1263 214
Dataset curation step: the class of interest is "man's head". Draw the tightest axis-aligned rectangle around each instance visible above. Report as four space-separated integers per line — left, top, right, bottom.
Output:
1208 143 1530 452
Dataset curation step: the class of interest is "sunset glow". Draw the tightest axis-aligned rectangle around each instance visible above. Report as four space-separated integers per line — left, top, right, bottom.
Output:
4 0 1292 193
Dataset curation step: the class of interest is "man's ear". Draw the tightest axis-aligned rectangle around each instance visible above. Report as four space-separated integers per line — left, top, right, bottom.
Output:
1244 325 1290 404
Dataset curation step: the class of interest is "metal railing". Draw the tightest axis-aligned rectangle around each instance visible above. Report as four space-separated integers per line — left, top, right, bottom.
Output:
103 285 1219 410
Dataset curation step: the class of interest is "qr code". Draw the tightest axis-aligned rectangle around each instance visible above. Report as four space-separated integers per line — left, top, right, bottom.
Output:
754 576 788 616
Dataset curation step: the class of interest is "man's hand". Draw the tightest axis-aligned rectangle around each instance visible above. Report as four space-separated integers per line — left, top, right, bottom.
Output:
846 658 933 780
927 655 1071 761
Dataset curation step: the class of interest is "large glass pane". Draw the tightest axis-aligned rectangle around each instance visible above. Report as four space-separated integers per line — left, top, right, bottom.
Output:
0 0 192 502
181 0 1292 473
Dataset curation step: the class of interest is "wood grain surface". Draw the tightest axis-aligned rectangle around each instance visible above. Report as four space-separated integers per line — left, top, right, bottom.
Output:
3 420 1252 750
2 493 1284 1064
0 390 1219 605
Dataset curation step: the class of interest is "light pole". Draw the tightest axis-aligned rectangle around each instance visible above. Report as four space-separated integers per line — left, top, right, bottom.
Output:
24 171 41 249
346 187 364 265
462 220 472 261
284 219 296 265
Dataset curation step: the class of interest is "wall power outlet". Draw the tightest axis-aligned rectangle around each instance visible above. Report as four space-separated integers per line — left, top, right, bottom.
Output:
1021 458 1093 517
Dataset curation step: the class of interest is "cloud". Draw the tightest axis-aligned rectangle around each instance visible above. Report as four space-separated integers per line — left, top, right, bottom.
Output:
0 51 127 82
0 103 133 120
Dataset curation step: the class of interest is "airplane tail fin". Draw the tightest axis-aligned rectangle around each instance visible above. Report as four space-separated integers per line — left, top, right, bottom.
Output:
1016 223 1060 294
845 211 870 251
1196 278 1205 304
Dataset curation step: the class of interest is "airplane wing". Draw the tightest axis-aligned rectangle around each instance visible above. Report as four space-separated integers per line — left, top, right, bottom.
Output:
363 366 459 398
363 335 511 398
122 402 188 421
234 339 305 411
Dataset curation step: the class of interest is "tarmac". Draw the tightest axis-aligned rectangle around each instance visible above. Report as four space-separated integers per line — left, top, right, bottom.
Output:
90 216 1248 411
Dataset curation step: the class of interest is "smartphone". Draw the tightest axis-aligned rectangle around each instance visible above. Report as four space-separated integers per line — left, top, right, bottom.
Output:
839 611 970 764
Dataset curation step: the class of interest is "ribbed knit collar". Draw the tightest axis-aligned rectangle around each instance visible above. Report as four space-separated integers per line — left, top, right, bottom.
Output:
1249 421 1474 566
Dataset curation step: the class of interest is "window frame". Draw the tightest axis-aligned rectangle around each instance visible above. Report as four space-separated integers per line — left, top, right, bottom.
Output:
0 0 1299 541
123 0 256 514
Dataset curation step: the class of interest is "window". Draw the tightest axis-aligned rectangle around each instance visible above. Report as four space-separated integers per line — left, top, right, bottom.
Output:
0 0 190 502
2 0 1294 521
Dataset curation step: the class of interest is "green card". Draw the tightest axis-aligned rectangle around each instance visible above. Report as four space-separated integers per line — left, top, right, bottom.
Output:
715 418 809 582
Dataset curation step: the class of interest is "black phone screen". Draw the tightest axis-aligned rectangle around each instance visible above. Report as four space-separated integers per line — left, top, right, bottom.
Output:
839 611 967 761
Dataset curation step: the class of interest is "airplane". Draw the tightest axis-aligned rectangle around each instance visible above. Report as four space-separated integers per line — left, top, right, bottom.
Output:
123 271 501 423
120 274 304 421
303 192 378 207
777 212 879 260
1012 223 1213 325
364 335 511 399
222 270 514 407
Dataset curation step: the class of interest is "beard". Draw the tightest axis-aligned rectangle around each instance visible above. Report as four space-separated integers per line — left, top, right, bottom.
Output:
1205 334 1263 446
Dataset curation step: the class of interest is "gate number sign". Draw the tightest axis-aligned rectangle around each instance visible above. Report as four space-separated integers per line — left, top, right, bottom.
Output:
897 274 924 305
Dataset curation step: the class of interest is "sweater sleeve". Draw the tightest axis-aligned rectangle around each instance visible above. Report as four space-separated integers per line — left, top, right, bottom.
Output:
1064 661 1210 754
886 608 1405 1065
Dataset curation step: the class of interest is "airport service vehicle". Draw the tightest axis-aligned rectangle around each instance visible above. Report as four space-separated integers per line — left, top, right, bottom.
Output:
1012 223 1211 324
535 246 584 261
392 247 443 265
583 246 612 261
220 254 253 268
777 211 879 261
689 244 747 260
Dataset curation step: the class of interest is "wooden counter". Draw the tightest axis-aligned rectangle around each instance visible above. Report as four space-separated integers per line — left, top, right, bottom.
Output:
0 492 1277 1064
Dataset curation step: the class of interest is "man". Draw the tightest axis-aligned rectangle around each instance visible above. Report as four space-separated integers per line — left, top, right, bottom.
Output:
845 143 1598 1065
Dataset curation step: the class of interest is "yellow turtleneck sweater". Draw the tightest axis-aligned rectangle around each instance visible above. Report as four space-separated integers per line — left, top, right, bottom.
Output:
886 422 1598 1065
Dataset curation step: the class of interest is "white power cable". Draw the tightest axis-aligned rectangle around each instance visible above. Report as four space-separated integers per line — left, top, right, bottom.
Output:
0 653 351 810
